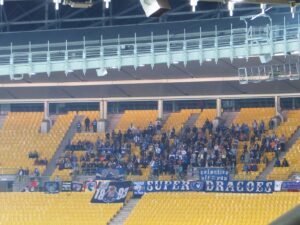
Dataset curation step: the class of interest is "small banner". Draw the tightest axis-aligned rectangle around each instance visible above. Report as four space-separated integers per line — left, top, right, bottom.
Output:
145 181 205 192
91 181 132 203
84 181 97 192
44 181 60 194
280 181 300 191
96 168 125 180
133 181 145 197
71 181 84 192
61 181 72 192
199 168 229 181
205 180 275 193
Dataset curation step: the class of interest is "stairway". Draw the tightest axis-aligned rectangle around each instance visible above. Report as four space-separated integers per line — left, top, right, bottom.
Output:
257 127 300 180
185 113 200 128
0 114 7 129
109 199 139 225
107 114 123 132
222 111 239 127
159 113 170 128
42 115 83 177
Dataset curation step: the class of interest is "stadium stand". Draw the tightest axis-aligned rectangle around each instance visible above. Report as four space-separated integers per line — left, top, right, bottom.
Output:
71 132 106 146
233 108 275 127
0 112 74 174
115 110 158 133
3 2 300 225
265 110 300 180
267 136 300 180
163 109 201 132
51 112 106 180
0 192 122 225
195 109 217 128
124 192 300 225
233 108 276 180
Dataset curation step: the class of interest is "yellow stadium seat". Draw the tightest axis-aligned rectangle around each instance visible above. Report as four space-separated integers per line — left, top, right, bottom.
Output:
125 192 300 225
0 192 122 225
0 112 74 174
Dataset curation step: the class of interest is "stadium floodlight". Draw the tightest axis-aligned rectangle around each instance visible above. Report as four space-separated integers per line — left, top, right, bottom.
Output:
228 1 235 16
104 0 110 9
0 0 4 6
190 0 198 12
260 3 266 14
291 5 296 18
53 0 61 10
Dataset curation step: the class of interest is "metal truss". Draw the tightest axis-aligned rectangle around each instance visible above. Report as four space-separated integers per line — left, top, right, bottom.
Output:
1 16 300 79
0 0 291 32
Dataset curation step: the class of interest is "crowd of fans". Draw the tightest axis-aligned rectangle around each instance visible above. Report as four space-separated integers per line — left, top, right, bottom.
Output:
54 115 289 179
18 167 40 180
76 117 98 133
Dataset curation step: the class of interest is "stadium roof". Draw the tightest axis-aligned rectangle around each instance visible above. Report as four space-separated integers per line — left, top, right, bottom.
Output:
0 79 299 101
0 1 298 101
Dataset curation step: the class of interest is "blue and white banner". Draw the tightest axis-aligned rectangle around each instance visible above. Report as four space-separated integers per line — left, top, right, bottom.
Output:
44 181 60 194
91 181 132 203
199 168 229 181
84 181 97 192
145 181 205 192
280 181 300 191
71 181 84 192
133 181 145 196
61 181 72 192
96 168 125 180
205 181 274 193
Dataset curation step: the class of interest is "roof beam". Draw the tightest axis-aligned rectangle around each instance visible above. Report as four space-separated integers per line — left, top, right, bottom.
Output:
0 92 298 103
0 77 263 88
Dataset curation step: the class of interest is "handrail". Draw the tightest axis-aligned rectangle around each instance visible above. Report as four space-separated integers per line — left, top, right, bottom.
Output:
0 167 18 175
0 24 292 53
0 22 299 78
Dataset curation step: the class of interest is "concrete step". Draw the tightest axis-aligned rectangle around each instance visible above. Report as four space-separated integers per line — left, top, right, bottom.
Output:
108 199 140 225
108 114 123 132
42 115 83 177
222 111 239 127
185 113 200 128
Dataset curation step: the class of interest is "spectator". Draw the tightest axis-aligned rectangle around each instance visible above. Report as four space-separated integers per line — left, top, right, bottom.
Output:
282 158 289 167
92 119 97 133
76 121 81 133
269 119 274 130
85 117 90 132
30 179 39 192
243 164 249 172
279 134 286 152
33 168 40 177
55 176 61 182
24 168 29 176
156 119 162 132
274 159 281 167
18 167 24 181
28 151 39 159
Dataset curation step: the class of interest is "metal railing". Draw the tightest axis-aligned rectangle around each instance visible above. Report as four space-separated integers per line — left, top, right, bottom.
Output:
238 62 300 84
1 19 300 79
0 167 18 175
